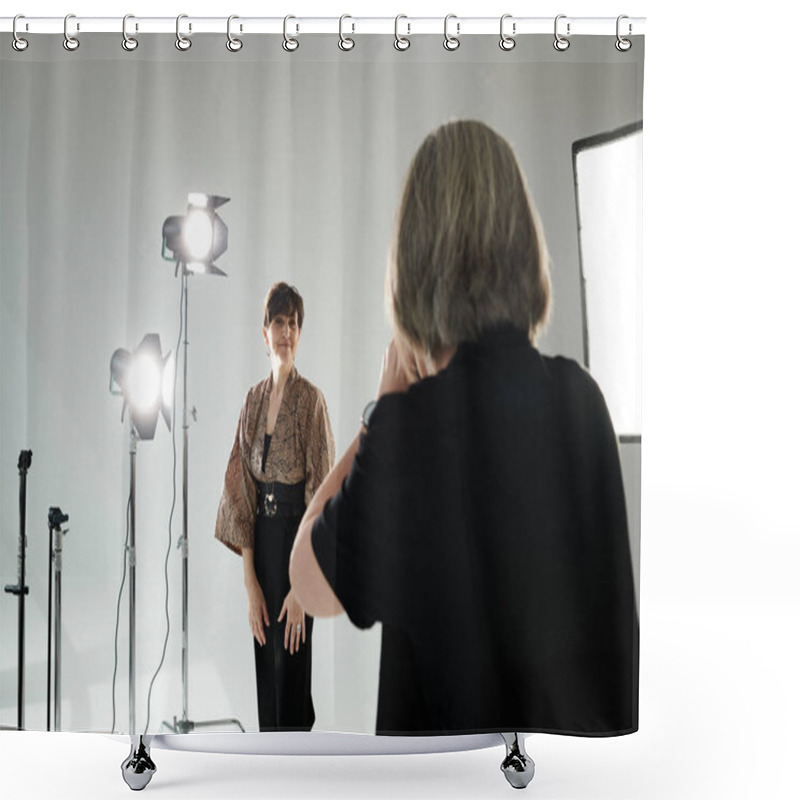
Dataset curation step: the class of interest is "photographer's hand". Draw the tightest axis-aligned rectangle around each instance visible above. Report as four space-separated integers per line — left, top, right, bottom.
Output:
377 337 418 398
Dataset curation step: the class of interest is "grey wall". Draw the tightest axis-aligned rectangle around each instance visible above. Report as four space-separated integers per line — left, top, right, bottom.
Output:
0 34 644 733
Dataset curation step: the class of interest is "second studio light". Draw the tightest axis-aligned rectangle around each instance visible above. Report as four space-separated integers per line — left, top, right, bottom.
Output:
161 193 229 275
110 333 174 441
108 332 174 736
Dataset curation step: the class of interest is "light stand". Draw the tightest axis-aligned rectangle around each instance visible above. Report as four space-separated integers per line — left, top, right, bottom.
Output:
128 426 138 735
162 265 243 734
3 449 33 731
46 506 69 732
162 194 243 734
179 268 189 730
110 333 173 734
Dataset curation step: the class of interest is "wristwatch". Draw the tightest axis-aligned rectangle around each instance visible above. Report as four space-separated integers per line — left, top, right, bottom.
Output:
361 400 377 430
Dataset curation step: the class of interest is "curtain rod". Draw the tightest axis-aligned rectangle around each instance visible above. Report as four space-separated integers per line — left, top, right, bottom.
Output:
0 16 646 36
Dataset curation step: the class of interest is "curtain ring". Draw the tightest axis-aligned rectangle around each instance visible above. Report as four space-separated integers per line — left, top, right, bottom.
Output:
227 15 243 52
553 14 570 51
499 14 516 51
175 14 191 51
394 15 410 51
122 14 138 51
63 14 80 51
443 14 460 51
12 15 29 52
339 14 355 51
283 15 299 52
615 15 632 52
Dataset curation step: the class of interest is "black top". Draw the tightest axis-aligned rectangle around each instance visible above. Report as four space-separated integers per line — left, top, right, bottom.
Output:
312 325 638 736
261 433 272 472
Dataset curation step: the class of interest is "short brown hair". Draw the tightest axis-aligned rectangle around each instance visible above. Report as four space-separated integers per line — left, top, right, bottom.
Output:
389 120 550 352
263 282 304 329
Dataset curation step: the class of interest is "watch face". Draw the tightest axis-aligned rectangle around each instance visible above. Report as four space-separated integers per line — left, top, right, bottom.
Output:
362 400 378 428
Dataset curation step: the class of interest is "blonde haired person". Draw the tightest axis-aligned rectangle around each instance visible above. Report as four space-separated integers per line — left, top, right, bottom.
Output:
216 282 334 731
292 121 637 736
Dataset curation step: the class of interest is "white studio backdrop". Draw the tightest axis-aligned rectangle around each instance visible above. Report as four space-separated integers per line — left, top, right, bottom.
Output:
2 1 800 799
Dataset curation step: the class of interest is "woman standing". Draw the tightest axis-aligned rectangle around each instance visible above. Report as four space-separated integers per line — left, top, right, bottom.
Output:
216 282 334 731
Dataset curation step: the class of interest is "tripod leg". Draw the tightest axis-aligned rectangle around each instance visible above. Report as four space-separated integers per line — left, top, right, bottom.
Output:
121 735 156 791
500 733 535 789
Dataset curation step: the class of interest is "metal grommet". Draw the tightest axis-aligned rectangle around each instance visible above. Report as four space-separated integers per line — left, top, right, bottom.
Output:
338 14 355 51
499 14 516 51
63 14 80 51
12 15 29 52
226 15 243 52
615 15 632 52
394 15 410 51
122 14 138 51
175 14 191 51
283 15 299 52
443 14 460 51
553 14 570 51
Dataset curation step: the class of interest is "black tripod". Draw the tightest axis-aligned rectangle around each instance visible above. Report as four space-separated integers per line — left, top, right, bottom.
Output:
3 450 33 731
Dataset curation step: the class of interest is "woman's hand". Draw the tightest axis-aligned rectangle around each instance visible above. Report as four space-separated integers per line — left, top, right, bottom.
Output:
377 337 420 399
245 578 270 647
278 588 307 655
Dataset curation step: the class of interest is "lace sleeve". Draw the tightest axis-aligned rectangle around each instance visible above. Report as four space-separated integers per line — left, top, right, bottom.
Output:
214 393 258 555
304 388 335 507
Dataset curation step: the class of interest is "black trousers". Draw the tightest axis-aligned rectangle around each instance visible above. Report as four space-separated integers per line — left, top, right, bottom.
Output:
253 498 315 731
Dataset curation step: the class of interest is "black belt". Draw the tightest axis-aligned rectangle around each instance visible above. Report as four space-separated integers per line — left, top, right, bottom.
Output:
256 480 306 519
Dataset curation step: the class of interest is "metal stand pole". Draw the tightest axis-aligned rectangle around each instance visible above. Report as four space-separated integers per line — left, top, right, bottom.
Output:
163 269 243 734
54 530 62 731
46 515 54 731
4 450 32 731
52 514 68 732
181 271 190 727
129 428 138 735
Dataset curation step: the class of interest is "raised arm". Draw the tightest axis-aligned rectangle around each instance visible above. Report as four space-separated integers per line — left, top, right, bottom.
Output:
290 339 419 618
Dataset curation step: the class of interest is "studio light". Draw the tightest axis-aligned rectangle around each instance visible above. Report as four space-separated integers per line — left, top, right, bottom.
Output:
110 333 174 441
184 209 213 261
162 193 229 275
108 332 173 735
158 193 241 734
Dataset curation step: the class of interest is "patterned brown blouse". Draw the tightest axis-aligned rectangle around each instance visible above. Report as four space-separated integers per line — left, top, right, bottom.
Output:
214 367 335 555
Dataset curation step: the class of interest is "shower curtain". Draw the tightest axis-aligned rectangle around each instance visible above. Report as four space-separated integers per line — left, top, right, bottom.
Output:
0 22 644 737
